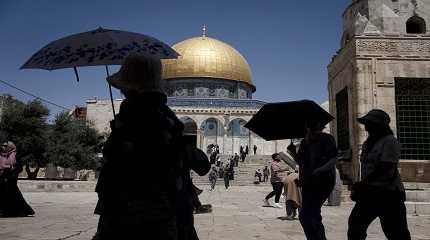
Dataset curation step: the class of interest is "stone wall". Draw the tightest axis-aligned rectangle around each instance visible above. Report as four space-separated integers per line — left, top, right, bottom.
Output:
329 34 430 183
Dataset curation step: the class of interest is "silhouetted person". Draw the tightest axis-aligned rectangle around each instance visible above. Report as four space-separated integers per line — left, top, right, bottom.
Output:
253 145 257 155
245 145 249 156
93 55 210 240
0 141 34 217
208 166 218 191
210 151 217 165
229 157 235 180
223 163 231 190
348 109 411 240
234 153 239 167
263 166 269 182
240 152 246 162
297 121 337 240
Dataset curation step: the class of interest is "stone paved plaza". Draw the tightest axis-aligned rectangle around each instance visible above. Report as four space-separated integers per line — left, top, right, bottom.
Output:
0 186 429 240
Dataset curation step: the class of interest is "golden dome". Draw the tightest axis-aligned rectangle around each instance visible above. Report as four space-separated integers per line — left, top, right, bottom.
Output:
162 36 254 88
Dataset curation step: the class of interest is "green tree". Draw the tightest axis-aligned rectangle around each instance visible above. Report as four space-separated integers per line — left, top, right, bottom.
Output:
46 112 100 171
0 96 49 179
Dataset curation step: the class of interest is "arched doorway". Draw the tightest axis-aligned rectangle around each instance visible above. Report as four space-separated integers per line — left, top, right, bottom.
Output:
227 118 249 154
180 116 197 146
406 16 426 34
201 118 224 154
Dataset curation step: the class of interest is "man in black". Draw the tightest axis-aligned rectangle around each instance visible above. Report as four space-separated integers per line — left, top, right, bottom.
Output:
348 109 411 240
297 121 337 240
233 153 239 167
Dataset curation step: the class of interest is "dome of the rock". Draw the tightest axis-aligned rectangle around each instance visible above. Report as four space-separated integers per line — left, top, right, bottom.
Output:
162 36 254 91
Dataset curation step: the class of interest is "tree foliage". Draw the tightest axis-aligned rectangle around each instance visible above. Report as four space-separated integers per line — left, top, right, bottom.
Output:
46 112 101 170
0 96 49 169
1 95 102 179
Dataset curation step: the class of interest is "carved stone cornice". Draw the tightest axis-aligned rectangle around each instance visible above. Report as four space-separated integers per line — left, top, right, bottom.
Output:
355 36 430 58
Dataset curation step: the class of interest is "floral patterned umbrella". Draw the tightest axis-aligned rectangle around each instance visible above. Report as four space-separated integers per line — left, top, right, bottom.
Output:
21 27 179 117
21 27 179 70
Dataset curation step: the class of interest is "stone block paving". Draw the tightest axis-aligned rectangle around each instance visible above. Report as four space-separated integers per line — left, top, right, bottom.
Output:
0 186 429 239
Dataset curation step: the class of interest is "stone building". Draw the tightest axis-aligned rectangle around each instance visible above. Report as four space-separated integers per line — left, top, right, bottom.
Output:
86 31 291 155
328 0 430 183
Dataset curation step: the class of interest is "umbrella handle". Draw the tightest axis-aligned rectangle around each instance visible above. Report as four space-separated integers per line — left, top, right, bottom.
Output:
73 67 80 82
105 65 116 118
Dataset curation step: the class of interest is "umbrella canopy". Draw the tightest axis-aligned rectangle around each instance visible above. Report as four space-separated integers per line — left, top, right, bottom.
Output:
244 100 334 140
21 27 179 117
21 27 179 70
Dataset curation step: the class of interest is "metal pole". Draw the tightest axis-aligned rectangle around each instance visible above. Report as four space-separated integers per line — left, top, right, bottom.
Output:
105 65 116 118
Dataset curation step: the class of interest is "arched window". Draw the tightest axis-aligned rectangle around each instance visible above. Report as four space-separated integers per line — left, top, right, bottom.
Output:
406 16 426 34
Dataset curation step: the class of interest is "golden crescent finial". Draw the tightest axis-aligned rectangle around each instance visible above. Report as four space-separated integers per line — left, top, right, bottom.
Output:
202 24 207 37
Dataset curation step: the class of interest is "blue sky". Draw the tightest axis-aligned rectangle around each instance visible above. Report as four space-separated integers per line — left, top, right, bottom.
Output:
0 0 350 117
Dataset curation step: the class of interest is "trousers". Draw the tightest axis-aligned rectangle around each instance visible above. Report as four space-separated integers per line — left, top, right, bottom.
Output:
299 186 333 240
348 191 411 240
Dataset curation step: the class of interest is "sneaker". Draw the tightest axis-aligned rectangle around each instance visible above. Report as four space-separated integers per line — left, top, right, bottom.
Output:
274 203 283 208
263 199 270 206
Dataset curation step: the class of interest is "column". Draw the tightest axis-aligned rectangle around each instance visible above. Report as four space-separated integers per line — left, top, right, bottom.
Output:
196 129 203 149
221 127 226 154
248 131 252 154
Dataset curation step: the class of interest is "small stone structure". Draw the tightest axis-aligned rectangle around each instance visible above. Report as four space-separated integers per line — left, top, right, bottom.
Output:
328 0 430 183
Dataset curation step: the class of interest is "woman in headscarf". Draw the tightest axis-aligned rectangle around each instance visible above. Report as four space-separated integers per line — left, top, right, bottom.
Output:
0 141 35 217
347 109 411 240
282 141 301 220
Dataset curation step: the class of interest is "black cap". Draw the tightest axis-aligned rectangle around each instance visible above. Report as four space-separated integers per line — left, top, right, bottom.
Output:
357 109 390 126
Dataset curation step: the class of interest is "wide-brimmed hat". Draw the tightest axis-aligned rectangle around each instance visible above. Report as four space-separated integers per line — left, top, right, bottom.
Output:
357 109 390 126
106 54 164 93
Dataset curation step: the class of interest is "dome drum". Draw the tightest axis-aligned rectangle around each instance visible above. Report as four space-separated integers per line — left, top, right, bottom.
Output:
164 78 253 99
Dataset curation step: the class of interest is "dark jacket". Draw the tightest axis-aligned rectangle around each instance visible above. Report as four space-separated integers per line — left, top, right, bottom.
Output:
94 93 210 240
297 132 337 190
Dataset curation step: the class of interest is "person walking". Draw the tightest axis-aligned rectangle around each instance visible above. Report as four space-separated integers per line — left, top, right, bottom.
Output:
245 145 249 156
0 141 34 217
347 109 411 240
229 157 235 180
240 152 246 162
92 55 210 240
223 163 231 190
234 153 239 167
208 166 218 191
253 145 257 155
263 166 269 182
283 171 301 220
264 153 289 208
297 120 338 240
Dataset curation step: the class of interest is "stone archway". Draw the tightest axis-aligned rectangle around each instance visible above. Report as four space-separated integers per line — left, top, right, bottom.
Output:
227 118 250 155
201 117 224 154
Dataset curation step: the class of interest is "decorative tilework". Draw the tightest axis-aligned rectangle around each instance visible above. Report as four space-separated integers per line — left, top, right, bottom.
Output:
167 97 266 109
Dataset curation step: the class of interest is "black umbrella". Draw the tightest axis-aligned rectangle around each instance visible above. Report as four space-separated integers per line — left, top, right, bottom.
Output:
244 100 334 140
